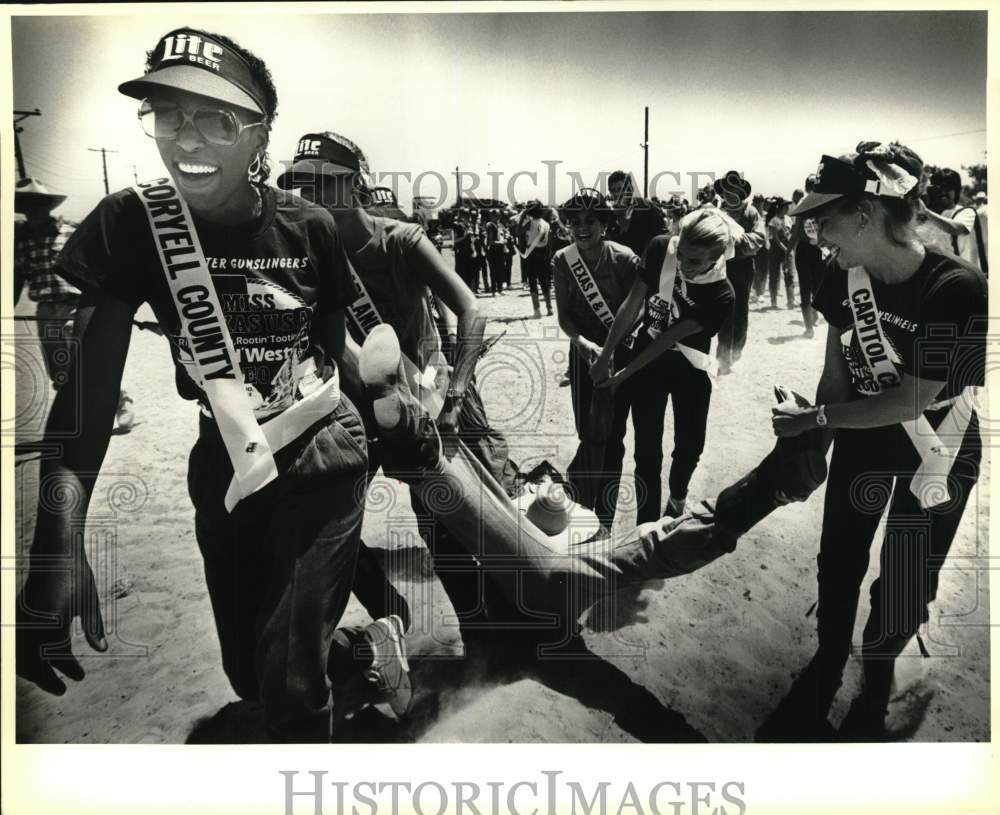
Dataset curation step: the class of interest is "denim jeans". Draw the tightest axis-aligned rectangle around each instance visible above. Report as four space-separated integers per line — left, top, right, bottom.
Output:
188 395 369 742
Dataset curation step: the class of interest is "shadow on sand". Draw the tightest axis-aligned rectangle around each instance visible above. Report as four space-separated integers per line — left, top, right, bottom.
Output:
187 628 706 744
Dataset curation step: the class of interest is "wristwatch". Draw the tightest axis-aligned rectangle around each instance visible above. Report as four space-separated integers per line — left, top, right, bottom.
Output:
815 405 828 427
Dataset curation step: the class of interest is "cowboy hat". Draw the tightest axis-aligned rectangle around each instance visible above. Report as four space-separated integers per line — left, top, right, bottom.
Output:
14 177 66 212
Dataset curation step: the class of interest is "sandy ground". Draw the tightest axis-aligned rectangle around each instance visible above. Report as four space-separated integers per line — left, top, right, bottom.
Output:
12 253 991 743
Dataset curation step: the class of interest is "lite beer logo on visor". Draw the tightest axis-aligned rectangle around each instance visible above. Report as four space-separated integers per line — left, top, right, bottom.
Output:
296 138 324 158
159 32 224 72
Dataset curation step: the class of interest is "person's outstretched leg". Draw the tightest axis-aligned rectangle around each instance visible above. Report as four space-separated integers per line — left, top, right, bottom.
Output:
755 429 888 742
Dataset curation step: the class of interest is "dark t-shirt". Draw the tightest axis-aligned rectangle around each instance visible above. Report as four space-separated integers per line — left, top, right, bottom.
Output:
453 223 473 259
56 186 355 418
344 216 443 371
552 241 640 345
638 235 735 355
812 250 987 402
607 198 667 256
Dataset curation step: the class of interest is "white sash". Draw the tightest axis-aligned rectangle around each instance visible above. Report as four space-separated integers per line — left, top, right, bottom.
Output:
655 238 718 376
846 266 975 509
564 244 636 349
222 364 342 512
344 256 448 415
134 181 279 509
518 219 546 259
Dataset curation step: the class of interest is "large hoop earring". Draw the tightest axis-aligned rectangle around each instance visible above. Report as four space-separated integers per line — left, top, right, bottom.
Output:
247 152 263 183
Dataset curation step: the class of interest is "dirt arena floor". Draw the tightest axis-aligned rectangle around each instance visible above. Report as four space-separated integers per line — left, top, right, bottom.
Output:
12 252 991 744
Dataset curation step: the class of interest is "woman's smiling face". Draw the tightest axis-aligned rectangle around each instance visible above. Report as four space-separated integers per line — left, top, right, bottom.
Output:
812 207 863 268
567 211 605 250
153 90 265 213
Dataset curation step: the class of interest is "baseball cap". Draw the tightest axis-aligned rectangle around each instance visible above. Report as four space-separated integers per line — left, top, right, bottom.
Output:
276 131 372 190
119 29 267 115
789 153 917 217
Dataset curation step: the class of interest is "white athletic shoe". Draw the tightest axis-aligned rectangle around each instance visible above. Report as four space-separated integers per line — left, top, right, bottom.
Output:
364 615 412 717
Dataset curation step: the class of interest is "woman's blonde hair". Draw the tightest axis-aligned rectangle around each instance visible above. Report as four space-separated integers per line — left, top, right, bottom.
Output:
678 207 731 254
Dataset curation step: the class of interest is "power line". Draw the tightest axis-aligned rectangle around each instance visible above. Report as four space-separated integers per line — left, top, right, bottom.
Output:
905 128 987 144
21 144 105 176
20 151 102 183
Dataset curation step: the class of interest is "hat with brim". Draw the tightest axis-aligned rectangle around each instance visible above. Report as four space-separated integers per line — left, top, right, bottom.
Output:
788 153 909 217
713 170 752 207
276 158 357 189
119 65 262 114
277 131 369 190
14 177 66 212
118 29 266 115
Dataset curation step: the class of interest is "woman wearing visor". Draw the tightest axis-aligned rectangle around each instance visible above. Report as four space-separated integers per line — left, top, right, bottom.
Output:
15 28 410 742
277 134 520 642
759 142 986 741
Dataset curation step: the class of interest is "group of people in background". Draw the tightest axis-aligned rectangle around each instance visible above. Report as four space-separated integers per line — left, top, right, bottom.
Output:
13 24 989 746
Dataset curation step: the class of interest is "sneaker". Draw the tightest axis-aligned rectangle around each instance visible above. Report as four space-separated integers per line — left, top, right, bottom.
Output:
718 360 732 376
364 615 412 717
663 495 687 518
804 326 815 338
532 309 542 319
546 307 553 316
558 374 571 387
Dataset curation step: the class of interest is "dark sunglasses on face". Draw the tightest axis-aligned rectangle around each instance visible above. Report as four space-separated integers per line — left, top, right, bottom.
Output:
138 99 266 147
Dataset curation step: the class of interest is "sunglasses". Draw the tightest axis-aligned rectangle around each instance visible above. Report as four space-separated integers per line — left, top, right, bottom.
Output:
138 99 266 147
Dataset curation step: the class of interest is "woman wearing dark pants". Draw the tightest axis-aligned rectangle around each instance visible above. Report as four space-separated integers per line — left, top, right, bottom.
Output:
761 141 987 741
281 136 520 643
627 358 712 520
552 190 639 534
14 28 410 741
594 208 734 522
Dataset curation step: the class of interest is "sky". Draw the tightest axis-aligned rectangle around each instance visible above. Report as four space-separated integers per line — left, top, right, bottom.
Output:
10 8 988 220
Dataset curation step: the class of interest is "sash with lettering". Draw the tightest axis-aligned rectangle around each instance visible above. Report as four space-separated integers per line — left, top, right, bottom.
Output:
846 266 976 509
654 237 721 376
344 257 448 415
563 244 636 349
133 179 279 508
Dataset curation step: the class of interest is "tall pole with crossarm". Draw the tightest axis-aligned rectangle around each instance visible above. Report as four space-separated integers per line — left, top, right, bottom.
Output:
88 146 118 195
13 109 41 180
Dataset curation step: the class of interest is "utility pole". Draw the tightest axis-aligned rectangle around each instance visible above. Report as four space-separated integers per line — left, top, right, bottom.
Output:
454 165 461 208
132 164 139 185
641 106 650 198
13 108 42 180
88 146 118 195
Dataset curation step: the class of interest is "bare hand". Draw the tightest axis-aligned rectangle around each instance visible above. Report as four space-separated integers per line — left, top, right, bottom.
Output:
589 355 611 386
771 402 817 438
16 563 107 696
